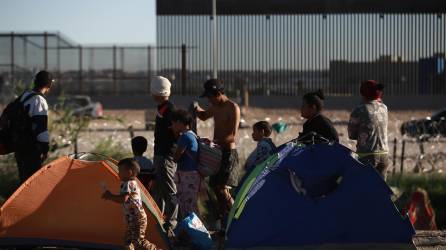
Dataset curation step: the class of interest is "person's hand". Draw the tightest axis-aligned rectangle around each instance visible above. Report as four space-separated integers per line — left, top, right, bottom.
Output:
37 143 49 162
200 137 212 144
102 190 112 200
192 101 199 110
41 152 49 162
194 102 204 112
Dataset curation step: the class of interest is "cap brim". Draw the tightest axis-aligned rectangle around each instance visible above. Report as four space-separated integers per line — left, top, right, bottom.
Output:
199 92 209 98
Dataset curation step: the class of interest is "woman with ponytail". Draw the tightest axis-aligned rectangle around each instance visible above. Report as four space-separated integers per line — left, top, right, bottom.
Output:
298 89 339 142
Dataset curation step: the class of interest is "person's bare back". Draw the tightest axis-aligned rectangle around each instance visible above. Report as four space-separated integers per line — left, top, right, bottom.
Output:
196 79 241 215
196 96 240 150
212 99 240 150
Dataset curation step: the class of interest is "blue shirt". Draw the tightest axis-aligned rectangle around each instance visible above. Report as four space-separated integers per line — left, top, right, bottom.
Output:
177 130 199 171
134 156 154 174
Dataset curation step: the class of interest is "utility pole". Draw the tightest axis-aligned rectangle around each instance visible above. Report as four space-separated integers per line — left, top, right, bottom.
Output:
212 0 217 79
181 44 187 95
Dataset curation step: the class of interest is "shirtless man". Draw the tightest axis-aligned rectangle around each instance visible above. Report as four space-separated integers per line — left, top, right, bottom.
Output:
195 79 241 222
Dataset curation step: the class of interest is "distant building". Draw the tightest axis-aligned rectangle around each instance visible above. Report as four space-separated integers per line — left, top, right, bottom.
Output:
419 54 446 95
329 56 419 95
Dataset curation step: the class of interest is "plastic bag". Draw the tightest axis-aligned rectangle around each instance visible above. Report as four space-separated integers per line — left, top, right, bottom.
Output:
175 212 212 250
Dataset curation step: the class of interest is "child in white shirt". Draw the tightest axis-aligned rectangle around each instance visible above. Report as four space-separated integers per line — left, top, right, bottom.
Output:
102 158 159 250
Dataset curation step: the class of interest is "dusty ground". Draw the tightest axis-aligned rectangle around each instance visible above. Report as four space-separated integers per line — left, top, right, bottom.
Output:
1 108 446 249
76 108 446 173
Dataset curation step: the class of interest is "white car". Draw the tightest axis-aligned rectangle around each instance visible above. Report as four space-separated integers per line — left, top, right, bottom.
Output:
54 95 104 118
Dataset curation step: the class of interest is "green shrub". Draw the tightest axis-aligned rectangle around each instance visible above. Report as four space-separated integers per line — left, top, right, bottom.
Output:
91 136 132 161
0 155 19 205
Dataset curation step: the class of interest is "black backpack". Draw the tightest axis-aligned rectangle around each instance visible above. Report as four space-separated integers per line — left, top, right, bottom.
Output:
0 92 39 154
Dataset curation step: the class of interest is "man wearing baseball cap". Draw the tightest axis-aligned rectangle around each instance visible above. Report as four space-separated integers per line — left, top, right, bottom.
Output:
348 80 389 179
150 76 178 232
195 79 241 227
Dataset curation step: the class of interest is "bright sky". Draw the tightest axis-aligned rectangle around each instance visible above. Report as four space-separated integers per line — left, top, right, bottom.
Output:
0 0 157 45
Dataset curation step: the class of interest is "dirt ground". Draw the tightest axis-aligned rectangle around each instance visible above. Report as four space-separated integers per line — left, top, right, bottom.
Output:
77 108 446 173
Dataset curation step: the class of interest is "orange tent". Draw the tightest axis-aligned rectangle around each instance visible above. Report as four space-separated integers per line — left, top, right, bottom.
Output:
0 155 169 249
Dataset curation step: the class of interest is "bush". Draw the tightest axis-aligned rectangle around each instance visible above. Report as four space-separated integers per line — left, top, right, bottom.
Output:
0 155 19 205
91 136 132 161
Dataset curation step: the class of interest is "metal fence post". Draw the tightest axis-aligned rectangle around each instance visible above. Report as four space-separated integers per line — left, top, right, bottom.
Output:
74 138 78 158
57 34 61 79
113 45 117 95
392 137 397 175
400 140 406 174
10 32 14 83
44 32 48 70
78 46 83 94
181 44 187 95
147 46 152 93
23 36 27 69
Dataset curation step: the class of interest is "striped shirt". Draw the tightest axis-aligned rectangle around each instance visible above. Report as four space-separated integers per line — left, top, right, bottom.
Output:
20 91 49 144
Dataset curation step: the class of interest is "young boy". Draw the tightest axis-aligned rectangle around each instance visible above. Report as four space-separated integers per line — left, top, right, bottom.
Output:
150 76 178 232
102 158 159 250
131 136 155 191
171 109 201 220
245 121 277 171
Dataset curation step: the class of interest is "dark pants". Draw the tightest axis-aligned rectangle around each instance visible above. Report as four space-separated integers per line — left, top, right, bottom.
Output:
360 154 389 180
153 155 178 230
15 150 43 184
210 149 240 219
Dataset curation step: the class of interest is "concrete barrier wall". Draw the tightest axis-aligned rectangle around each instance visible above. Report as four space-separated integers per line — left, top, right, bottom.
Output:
75 95 444 111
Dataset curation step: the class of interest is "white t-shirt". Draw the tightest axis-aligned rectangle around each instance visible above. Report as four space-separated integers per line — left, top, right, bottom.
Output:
20 91 49 143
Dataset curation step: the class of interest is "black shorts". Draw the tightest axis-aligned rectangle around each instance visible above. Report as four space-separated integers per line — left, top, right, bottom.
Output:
210 149 240 188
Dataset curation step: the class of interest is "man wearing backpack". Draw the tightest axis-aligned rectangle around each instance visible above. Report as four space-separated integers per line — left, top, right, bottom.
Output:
0 71 53 184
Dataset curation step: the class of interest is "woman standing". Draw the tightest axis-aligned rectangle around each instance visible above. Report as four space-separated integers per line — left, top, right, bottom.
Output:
299 89 339 142
348 80 389 179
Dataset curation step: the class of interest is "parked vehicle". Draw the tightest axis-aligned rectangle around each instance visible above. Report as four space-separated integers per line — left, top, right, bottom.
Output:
400 108 446 139
54 95 103 118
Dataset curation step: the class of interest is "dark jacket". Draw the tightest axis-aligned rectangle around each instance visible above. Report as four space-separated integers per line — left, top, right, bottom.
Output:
300 114 339 142
154 101 176 157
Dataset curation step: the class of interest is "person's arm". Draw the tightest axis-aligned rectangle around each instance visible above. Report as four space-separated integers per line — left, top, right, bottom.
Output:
173 133 189 162
102 190 128 204
332 126 340 142
326 119 340 142
28 96 50 160
254 141 271 165
195 104 214 121
174 147 187 163
348 108 360 140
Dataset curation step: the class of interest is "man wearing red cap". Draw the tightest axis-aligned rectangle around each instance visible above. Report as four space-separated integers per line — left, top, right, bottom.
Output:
348 80 389 179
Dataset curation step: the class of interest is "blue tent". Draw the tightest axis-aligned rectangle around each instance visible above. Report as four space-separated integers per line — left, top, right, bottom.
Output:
226 142 415 248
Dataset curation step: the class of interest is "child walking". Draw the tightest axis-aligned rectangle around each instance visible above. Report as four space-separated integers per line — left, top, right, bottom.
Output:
171 109 201 220
245 121 277 171
102 158 159 250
